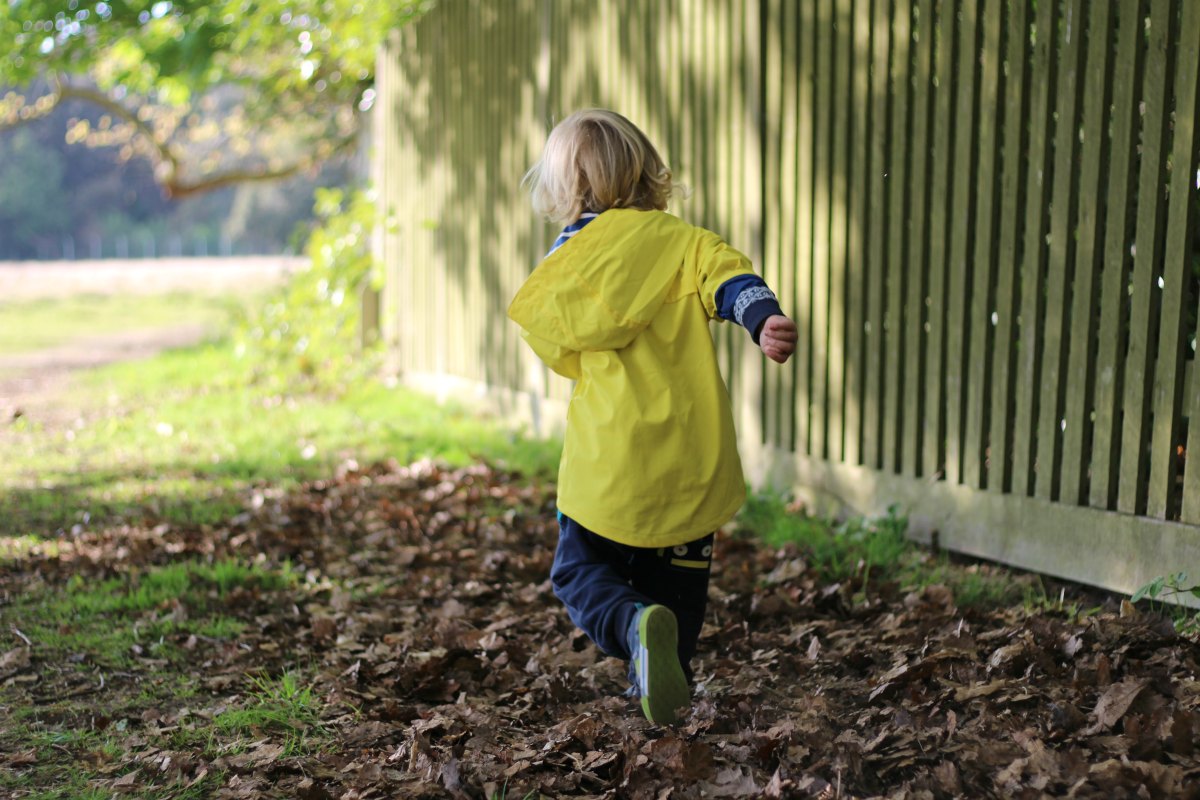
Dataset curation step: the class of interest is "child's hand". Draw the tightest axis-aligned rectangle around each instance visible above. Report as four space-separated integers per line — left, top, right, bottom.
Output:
759 315 798 363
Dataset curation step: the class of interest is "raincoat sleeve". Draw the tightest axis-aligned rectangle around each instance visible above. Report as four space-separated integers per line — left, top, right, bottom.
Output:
521 330 582 380
693 231 759 322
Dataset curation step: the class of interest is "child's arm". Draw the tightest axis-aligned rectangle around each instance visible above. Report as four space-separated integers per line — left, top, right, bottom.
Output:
718 278 796 363
713 273 784 344
695 236 798 364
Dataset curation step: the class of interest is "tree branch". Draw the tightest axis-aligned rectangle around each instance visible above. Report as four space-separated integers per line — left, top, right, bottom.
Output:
52 79 184 186
3 77 363 199
162 124 361 198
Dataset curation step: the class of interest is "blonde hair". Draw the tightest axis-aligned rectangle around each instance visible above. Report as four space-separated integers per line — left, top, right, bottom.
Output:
524 109 676 224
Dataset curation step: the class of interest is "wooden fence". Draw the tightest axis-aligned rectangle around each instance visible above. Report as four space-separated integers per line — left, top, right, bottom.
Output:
374 0 1200 598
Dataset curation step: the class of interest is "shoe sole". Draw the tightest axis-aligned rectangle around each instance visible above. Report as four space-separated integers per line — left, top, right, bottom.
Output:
637 605 689 725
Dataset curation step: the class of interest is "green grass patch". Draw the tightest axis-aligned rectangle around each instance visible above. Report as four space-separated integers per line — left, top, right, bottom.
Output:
738 492 913 582
0 724 126 800
736 491 1026 610
0 559 285 797
0 292 238 355
0 718 224 800
1 335 561 536
212 671 326 753
4 559 293 666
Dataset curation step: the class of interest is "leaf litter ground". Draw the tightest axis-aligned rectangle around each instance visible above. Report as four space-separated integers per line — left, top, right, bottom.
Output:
2 460 1199 799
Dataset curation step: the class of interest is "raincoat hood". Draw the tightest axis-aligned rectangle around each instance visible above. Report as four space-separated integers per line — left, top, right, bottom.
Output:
508 209 694 353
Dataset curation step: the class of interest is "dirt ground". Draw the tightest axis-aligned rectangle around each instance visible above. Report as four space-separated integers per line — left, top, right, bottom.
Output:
0 257 297 425
4 458 1198 799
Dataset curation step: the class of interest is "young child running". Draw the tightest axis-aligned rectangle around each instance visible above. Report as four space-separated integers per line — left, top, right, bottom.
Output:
508 109 797 725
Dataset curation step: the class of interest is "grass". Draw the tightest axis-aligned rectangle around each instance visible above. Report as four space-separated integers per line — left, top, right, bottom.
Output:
8 559 294 666
213 671 326 752
0 287 563 797
0 291 237 354
0 557 288 800
0 309 561 537
735 491 1035 610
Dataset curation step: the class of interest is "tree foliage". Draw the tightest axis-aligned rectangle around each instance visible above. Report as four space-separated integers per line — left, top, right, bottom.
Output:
0 1 427 197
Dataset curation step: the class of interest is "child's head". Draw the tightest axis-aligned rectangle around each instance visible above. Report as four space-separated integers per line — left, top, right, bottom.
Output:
525 109 675 225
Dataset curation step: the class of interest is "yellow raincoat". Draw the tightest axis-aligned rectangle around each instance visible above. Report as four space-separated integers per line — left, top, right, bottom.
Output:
508 208 758 548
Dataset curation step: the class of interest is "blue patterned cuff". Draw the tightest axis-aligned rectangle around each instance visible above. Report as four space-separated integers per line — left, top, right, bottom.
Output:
740 296 785 345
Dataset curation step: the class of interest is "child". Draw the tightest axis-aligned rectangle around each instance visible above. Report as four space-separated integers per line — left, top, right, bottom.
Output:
508 109 797 725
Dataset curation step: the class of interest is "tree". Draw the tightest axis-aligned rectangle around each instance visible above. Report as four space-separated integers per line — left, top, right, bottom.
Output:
0 127 68 256
0 0 427 198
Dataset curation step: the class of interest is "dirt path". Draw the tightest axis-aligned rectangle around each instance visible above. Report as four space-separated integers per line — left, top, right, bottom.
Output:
0 257 297 426
0 323 211 430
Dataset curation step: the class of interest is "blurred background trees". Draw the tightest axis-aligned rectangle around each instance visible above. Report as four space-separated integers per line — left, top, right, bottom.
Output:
0 0 427 260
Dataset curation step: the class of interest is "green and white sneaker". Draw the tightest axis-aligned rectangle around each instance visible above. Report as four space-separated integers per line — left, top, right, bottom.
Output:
628 604 689 725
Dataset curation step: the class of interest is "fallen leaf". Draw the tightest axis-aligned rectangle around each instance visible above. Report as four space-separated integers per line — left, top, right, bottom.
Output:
955 679 1010 702
1089 679 1149 731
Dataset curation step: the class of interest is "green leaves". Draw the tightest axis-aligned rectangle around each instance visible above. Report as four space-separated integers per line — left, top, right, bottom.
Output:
0 1 428 196
236 187 384 393
1131 572 1200 637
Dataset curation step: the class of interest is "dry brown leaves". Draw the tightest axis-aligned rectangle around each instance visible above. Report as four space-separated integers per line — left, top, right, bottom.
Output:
3 458 1200 798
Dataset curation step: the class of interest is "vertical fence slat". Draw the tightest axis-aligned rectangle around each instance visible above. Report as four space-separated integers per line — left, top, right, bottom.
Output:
1186 316 1200 522
810 0 833 461
988 0 1027 494
763 0 783 449
420 11 439 375
1059 1 1114 505
1034 0 1086 502
470 0 485 382
1147 0 1200 519
1118 0 1174 515
923 0 956 479
963 0 1002 490
1011 0 1057 496
795 0 815 457
902 0 932 478
862 0 891 469
741 0 766 462
844 0 872 466
943 0 978 485
779 0 799 452
710 0 731 399
695 0 712 232
680 0 696 223
883 1 911 474
828 0 851 464
1089 3 1142 511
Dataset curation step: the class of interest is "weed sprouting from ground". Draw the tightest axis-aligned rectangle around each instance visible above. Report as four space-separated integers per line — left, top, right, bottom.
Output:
213 672 326 753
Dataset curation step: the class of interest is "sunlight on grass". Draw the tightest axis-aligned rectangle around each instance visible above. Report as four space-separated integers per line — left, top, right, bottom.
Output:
0 334 561 535
0 714 223 800
0 292 239 354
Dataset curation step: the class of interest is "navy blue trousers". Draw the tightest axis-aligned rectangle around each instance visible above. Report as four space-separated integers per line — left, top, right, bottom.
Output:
550 513 714 682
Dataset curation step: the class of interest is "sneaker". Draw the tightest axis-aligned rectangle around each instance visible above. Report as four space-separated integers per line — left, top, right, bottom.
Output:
628 605 689 725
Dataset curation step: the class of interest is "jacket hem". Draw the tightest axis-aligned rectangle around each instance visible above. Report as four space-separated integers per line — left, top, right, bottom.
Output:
557 496 744 550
